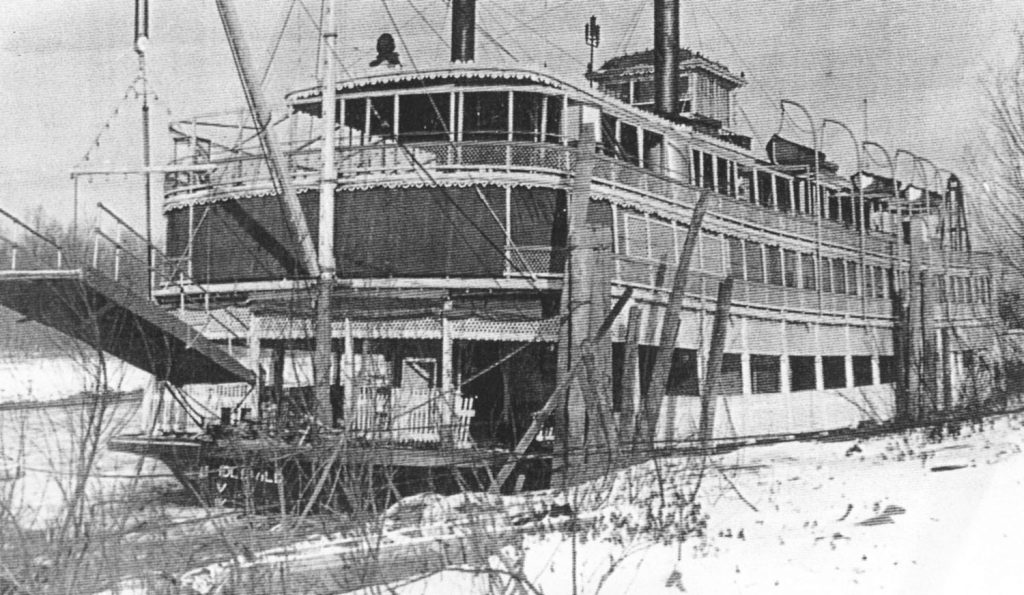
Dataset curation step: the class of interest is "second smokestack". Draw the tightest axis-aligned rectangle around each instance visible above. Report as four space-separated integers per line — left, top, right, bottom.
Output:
451 0 475 62
653 0 680 116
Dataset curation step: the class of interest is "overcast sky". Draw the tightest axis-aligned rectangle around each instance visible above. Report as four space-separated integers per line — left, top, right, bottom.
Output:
0 0 1021 243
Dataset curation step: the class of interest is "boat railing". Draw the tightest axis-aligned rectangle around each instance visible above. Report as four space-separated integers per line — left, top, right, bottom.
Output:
613 253 893 319
504 245 566 278
348 385 476 447
164 139 576 200
591 155 896 255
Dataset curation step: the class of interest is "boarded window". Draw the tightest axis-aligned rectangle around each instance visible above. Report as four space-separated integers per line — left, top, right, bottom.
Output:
821 258 833 293
701 233 724 276
822 356 846 389
728 236 745 279
624 216 649 258
832 258 847 294
775 176 792 212
789 356 816 391
745 242 764 283
802 253 816 290
718 353 743 395
783 249 799 288
620 123 640 165
751 355 780 393
879 356 897 383
667 349 699 395
847 262 859 295
852 356 873 386
649 220 675 264
765 245 783 286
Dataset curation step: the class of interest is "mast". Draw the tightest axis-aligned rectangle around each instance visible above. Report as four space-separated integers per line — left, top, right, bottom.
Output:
135 0 152 299
213 0 320 278
314 0 338 429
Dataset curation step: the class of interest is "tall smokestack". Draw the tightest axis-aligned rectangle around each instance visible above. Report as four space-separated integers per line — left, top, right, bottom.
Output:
451 0 475 62
653 0 680 116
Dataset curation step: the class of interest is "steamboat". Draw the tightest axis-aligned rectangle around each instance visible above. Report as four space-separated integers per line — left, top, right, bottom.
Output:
0 0 1006 509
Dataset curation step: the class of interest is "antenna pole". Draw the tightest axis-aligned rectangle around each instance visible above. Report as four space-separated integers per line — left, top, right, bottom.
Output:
135 0 152 299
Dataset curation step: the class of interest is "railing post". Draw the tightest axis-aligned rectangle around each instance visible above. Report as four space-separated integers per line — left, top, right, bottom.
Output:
10 246 16 270
93 231 100 269
56 247 63 269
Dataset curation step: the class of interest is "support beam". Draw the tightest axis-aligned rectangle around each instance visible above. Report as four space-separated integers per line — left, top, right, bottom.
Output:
643 189 711 447
699 277 733 449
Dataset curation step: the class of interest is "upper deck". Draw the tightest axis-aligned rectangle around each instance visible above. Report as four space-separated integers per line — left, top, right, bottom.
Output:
157 63 998 324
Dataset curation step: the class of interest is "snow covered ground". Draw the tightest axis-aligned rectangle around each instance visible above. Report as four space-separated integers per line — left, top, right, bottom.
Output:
382 414 1024 595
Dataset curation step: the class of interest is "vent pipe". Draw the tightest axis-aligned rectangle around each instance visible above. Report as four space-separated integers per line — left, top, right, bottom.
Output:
451 0 475 62
653 0 680 116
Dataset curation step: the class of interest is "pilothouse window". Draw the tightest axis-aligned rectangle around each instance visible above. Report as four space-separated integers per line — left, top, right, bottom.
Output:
512 92 544 142
398 94 450 142
463 92 508 141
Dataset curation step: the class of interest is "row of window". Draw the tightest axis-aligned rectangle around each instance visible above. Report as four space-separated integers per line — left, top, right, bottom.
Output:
611 348 897 407
336 91 563 144
942 275 993 305
691 149 875 231
618 211 993 305
599 113 665 171
603 75 692 107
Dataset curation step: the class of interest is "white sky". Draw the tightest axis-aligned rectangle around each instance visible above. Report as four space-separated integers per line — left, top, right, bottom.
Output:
0 0 1021 244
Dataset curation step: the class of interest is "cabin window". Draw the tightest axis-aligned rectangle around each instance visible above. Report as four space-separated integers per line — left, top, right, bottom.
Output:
463 92 508 141
737 168 754 202
600 114 618 157
717 157 731 197
701 233 724 276
679 74 690 95
756 171 774 208
822 356 846 389
765 245 783 286
783 249 799 288
369 95 395 138
605 82 630 103
852 356 873 386
875 266 886 298
840 195 854 226
643 131 664 172
343 98 368 143
879 356 897 383
801 252 816 290
546 96 563 144
775 176 792 212
512 92 544 142
633 79 654 105
821 258 833 293
624 215 649 258
832 258 847 294
827 188 840 222
701 152 715 191
847 262 859 296
619 123 640 165
789 356 816 391
745 242 764 283
751 355 781 393
728 236 744 278
667 349 699 395
719 353 743 394
650 220 675 264
398 93 450 142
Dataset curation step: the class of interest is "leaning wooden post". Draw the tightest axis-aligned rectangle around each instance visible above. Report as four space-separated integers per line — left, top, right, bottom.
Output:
699 277 734 450
644 189 711 447
489 288 633 494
